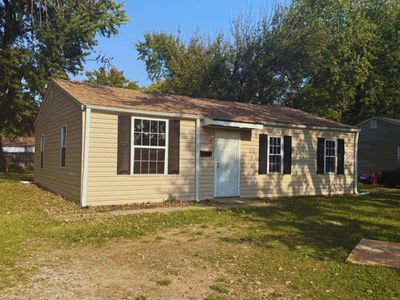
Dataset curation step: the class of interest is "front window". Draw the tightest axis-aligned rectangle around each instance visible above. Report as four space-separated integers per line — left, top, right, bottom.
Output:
268 137 282 173
325 140 336 173
133 118 167 174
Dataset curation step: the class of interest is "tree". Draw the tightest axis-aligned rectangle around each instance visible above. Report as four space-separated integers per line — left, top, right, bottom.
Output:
284 0 400 123
136 9 313 104
137 0 400 124
0 0 127 170
85 66 140 89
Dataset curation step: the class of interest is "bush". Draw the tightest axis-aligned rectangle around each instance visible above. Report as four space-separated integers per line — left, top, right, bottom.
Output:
163 194 177 204
379 169 400 188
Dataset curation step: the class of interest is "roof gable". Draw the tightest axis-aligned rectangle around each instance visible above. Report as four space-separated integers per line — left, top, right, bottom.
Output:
53 79 355 130
34 81 82 127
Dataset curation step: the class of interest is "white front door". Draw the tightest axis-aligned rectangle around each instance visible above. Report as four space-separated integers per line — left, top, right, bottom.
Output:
215 131 240 197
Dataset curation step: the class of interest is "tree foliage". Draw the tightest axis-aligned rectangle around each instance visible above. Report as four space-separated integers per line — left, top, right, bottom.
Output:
85 66 140 90
286 0 400 123
0 0 127 169
137 0 400 124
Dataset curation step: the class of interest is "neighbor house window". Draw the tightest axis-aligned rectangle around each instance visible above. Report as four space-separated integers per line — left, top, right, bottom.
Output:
325 140 336 173
370 120 377 129
133 118 167 174
397 146 400 163
60 125 67 167
40 135 45 168
268 136 283 173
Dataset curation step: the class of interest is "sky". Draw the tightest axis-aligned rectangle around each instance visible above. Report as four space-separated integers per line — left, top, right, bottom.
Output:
73 0 282 87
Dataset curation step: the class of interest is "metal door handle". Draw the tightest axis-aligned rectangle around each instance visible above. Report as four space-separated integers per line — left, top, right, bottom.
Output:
217 162 220 168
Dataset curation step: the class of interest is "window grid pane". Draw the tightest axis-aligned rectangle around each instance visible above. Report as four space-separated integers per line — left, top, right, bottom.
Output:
325 140 336 173
268 137 282 173
326 157 335 173
133 118 167 174
40 136 44 151
61 126 67 147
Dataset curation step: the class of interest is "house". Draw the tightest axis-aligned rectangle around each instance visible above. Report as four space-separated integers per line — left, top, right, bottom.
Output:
356 117 400 176
34 79 360 207
2 137 35 170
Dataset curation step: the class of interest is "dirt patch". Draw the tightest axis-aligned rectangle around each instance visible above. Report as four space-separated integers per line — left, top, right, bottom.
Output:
54 205 212 222
1 226 292 299
53 199 273 222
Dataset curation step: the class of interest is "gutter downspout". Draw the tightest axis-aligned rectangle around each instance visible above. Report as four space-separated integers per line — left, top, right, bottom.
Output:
80 107 91 208
195 118 201 202
354 131 359 195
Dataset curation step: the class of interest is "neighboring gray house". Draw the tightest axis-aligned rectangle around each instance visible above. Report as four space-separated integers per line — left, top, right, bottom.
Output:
2 137 35 170
356 117 400 175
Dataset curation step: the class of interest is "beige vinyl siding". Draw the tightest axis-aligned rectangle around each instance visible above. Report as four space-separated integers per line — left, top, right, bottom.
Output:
34 85 82 202
240 128 355 197
357 118 400 175
199 126 356 199
86 111 196 205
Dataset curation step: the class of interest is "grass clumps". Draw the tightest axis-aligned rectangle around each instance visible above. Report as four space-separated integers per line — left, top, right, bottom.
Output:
155 278 172 286
210 277 230 294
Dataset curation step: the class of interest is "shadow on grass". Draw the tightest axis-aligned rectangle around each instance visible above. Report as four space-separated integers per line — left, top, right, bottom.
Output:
221 191 400 263
0 171 33 182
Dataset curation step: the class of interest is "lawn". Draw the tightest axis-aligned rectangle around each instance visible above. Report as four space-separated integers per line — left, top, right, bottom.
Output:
0 172 399 299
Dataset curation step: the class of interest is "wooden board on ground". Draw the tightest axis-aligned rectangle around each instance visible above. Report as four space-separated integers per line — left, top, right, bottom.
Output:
346 239 400 268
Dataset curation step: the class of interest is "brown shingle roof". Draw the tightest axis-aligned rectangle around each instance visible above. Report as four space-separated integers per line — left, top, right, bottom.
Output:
54 79 355 130
2 137 35 147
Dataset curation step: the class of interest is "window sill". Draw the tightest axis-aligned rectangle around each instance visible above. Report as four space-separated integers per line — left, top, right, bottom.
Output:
117 173 172 177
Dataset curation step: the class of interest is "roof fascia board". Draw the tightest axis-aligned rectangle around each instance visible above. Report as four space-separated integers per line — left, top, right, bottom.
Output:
203 118 263 130
262 121 360 133
85 104 203 120
378 117 400 127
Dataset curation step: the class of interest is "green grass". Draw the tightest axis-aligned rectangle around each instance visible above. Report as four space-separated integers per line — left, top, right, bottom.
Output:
0 172 399 299
210 283 229 294
155 278 172 286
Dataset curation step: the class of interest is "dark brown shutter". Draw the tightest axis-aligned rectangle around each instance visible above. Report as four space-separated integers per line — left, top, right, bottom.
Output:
117 115 131 174
168 120 180 174
317 138 325 174
283 135 292 174
337 139 345 174
258 134 268 174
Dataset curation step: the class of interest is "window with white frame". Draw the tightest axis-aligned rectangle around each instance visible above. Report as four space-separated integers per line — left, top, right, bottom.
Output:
370 120 377 129
325 140 336 173
60 126 67 167
40 135 45 168
268 136 283 173
133 118 167 174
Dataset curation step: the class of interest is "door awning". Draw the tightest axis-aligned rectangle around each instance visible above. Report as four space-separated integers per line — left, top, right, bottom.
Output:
202 118 263 130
